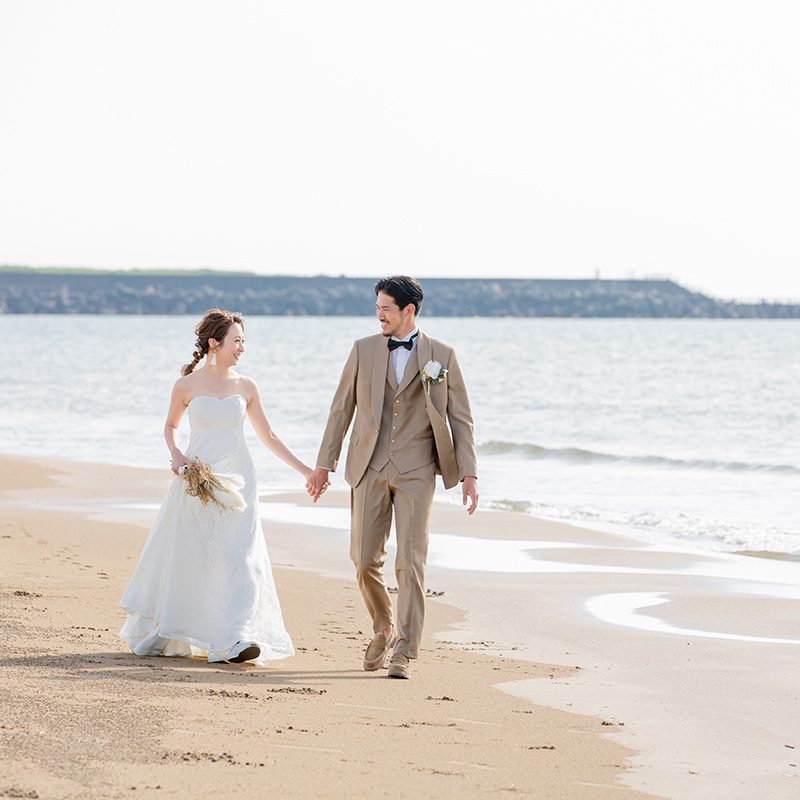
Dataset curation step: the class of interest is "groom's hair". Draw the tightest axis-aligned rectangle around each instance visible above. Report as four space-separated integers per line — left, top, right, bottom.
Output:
374 275 424 316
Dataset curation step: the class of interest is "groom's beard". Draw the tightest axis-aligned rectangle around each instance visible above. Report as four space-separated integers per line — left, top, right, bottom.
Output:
379 316 409 338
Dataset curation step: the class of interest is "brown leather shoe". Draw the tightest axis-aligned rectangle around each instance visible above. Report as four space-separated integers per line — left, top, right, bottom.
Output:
387 651 410 679
363 627 394 671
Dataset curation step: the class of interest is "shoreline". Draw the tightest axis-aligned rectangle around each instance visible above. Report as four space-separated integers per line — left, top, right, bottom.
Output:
1 454 657 800
3 454 800 798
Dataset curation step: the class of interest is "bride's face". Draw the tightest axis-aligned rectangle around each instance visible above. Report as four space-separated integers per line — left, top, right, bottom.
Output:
213 322 245 367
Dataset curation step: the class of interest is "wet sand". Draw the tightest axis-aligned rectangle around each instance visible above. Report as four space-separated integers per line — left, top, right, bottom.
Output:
2 454 799 798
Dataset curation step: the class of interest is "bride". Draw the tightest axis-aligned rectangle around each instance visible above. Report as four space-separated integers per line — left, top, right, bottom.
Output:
120 309 318 665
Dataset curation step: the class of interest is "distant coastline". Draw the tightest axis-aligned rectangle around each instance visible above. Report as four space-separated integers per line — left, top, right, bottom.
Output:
1 268 798 318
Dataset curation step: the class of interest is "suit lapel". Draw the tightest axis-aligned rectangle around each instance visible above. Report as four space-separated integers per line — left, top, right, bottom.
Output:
396 347 420 395
416 331 432 383
417 330 458 485
418 331 448 425
372 336 390 424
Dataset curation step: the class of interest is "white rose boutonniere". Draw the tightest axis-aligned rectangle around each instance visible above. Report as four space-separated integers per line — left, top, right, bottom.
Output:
421 360 448 392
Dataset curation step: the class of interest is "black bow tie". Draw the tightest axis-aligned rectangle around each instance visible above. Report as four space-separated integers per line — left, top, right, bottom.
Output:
387 333 418 352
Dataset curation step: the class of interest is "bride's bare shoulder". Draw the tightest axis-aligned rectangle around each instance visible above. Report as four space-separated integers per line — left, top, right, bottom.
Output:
236 374 259 403
172 373 201 401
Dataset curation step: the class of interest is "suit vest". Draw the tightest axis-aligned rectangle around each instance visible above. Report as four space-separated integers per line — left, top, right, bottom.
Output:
368 355 436 474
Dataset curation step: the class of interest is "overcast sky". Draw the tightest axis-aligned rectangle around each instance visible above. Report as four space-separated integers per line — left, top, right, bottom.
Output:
1 2 798 302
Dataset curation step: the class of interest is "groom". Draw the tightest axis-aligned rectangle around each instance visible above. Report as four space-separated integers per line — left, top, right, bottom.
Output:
306 276 478 679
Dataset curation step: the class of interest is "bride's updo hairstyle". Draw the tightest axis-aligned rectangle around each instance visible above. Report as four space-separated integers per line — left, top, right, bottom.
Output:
181 309 245 376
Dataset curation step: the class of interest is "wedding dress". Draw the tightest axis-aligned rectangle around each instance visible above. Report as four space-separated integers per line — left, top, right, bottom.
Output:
119 394 294 665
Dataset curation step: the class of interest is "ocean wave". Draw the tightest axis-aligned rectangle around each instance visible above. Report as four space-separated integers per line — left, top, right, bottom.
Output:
477 440 800 475
485 498 800 556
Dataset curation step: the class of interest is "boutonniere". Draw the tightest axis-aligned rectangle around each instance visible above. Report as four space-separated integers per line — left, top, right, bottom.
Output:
421 360 447 393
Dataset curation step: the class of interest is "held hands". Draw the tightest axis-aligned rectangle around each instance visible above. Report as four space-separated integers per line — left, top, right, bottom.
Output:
306 467 331 503
462 476 479 515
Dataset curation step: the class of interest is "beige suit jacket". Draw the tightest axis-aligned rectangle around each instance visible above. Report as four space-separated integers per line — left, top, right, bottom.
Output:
316 330 477 490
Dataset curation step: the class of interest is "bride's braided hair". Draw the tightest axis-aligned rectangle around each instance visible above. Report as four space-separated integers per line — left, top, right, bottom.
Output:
181 308 245 376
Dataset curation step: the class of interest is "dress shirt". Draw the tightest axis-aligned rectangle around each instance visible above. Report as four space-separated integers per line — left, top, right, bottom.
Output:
390 329 418 385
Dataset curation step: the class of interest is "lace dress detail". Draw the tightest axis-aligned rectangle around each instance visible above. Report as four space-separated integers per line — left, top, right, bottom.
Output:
119 394 294 664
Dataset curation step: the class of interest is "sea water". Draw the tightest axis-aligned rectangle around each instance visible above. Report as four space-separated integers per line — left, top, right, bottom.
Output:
2 315 797 555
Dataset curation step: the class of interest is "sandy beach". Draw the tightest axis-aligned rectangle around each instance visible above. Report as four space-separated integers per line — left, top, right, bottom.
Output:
1 455 798 799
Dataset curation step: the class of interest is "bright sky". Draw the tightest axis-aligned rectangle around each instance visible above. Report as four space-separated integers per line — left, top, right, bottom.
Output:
1 2 798 302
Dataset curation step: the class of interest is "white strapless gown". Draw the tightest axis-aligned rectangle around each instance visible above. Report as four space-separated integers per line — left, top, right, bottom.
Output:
119 394 294 665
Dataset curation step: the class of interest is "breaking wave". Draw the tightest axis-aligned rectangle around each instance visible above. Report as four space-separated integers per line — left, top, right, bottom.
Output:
477 440 799 475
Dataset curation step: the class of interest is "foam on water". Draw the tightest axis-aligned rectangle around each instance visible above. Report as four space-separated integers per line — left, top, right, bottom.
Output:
255 498 800 643
255 500 800 589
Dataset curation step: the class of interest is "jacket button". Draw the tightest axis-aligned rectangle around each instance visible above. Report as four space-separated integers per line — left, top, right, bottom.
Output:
395 399 400 404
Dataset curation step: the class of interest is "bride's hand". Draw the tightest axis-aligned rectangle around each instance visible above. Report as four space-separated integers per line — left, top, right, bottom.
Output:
306 467 331 503
170 453 192 476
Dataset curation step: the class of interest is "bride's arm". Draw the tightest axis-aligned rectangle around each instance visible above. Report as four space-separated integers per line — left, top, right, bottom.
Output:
245 382 312 479
164 382 191 475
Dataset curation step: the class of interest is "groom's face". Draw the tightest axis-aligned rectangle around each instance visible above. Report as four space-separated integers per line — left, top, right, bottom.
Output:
376 292 415 339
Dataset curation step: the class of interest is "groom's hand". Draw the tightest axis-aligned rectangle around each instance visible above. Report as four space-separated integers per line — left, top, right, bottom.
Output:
306 467 331 503
462 476 479 515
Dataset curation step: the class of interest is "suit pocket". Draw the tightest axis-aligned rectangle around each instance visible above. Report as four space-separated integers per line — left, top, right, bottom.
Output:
350 432 360 446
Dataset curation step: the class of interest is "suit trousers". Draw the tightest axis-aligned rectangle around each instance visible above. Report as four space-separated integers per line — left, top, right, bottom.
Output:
350 460 436 659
